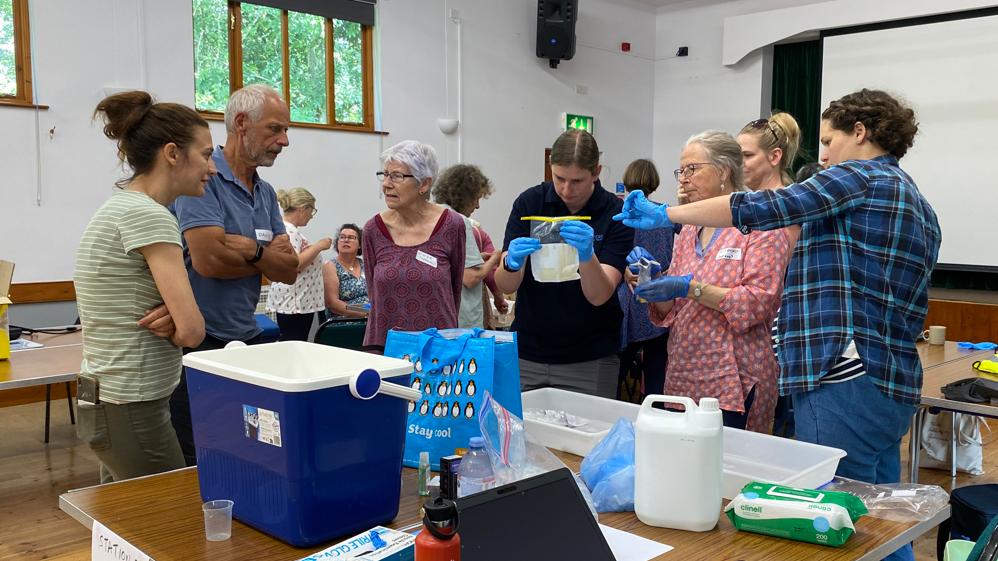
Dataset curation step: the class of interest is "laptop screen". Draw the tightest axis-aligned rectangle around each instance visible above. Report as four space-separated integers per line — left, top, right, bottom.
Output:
455 468 616 561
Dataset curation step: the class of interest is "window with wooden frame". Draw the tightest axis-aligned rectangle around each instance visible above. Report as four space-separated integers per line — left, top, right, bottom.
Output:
193 0 376 132
0 0 35 106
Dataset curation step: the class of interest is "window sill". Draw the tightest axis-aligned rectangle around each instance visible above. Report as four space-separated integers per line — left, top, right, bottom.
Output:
198 111 387 135
0 98 49 110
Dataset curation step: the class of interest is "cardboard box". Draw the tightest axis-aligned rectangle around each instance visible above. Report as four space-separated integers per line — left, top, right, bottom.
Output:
296 526 415 561
0 260 14 361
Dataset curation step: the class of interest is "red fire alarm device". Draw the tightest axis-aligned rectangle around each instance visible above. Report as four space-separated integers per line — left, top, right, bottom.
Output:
621 42 630 52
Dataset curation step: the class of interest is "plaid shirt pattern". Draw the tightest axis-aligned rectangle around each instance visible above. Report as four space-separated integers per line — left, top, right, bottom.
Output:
730 155 941 405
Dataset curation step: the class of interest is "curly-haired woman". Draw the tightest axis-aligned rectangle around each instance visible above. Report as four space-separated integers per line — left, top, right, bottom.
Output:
616 89 940 561
432 164 505 329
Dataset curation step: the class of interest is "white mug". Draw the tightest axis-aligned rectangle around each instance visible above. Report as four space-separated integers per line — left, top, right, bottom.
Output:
924 325 946 346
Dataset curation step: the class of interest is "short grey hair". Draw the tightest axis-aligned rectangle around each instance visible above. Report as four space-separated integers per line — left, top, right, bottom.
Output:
224 84 284 133
380 140 439 188
685 129 746 192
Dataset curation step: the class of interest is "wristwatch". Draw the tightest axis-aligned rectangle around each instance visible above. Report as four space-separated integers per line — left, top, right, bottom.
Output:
502 256 518 273
248 244 265 264
693 281 703 303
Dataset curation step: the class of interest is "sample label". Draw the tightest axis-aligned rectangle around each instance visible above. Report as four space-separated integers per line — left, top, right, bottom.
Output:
244 405 282 447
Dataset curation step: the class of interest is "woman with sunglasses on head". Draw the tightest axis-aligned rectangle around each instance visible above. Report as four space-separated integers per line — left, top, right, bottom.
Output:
617 90 939 561
625 130 790 432
363 141 466 347
265 188 332 341
322 224 369 321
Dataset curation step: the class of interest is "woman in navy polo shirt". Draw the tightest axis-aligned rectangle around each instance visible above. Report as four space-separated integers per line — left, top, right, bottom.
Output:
495 130 634 398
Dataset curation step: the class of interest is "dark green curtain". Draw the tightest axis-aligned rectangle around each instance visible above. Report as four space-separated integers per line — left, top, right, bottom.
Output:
771 40 821 175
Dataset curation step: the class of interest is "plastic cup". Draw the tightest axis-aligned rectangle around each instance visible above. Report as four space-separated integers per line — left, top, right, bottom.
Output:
203 500 234 541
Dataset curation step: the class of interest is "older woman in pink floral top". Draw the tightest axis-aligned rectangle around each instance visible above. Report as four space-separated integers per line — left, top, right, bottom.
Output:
629 131 789 432
363 141 466 347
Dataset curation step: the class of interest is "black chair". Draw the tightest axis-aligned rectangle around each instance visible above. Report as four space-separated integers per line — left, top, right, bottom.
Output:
313 317 368 350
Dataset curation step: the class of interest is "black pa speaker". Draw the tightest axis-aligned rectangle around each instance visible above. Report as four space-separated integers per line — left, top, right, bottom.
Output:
536 0 577 68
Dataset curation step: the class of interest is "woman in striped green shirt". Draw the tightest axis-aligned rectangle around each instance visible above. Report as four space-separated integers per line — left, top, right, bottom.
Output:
74 91 212 483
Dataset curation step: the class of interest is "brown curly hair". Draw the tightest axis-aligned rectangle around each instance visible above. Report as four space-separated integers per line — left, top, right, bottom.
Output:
821 89 918 159
432 164 495 215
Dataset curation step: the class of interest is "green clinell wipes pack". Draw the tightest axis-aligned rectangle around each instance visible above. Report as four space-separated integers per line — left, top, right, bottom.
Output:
724 482 868 547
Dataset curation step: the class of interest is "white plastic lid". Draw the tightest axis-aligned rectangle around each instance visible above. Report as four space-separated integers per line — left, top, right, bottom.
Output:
699 398 719 412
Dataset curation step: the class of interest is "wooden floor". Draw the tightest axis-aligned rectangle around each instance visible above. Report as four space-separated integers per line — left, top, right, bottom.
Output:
1 401 996 561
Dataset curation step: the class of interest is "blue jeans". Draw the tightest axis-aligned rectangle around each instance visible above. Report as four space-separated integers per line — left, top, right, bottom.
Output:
793 375 918 561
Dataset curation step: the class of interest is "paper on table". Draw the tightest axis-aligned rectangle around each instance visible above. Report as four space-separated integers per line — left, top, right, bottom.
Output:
600 523 673 560
92 520 152 561
9 339 42 350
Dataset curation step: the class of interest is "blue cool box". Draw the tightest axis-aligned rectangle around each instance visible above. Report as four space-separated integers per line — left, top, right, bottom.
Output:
183 342 414 547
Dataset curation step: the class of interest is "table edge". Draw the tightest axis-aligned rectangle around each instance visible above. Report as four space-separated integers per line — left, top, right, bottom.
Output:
0 372 78 390
855 506 950 561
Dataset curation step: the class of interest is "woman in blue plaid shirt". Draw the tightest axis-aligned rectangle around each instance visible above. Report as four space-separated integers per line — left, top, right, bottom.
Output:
616 89 940 561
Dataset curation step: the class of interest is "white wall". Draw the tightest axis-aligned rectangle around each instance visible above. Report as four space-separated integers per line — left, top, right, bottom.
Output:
0 0 656 284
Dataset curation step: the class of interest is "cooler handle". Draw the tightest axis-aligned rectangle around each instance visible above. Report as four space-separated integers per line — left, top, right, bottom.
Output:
350 368 422 401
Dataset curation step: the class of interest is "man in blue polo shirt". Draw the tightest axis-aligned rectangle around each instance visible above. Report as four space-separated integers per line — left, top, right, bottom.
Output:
496 130 634 399
168 84 299 465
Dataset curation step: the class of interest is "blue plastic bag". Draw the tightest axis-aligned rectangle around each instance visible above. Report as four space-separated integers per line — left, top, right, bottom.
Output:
580 418 635 512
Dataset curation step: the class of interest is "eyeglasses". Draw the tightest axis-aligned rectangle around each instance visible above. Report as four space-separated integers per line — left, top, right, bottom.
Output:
376 171 416 185
747 119 779 144
338 235 359 242
673 163 712 182
306 206 318 217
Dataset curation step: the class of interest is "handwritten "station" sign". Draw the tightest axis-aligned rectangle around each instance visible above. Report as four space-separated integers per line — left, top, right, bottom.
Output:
92 520 152 561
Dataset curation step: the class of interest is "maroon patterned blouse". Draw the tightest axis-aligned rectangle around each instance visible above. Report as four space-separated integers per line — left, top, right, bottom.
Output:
362 209 466 346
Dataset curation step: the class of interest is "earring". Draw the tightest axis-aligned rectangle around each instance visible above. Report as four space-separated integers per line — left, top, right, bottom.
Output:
720 183 725 191
856 139 861 144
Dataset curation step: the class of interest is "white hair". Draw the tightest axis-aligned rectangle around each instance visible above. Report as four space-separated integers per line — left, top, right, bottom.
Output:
380 140 438 187
685 129 746 192
224 84 284 133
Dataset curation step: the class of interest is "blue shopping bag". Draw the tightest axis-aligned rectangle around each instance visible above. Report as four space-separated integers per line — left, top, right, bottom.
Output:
384 328 522 470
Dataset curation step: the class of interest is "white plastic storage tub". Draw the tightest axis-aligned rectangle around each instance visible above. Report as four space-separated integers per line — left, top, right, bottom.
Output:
722 427 846 499
521 388 639 456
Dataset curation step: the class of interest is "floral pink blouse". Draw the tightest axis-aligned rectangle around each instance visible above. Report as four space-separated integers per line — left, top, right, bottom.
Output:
650 225 789 433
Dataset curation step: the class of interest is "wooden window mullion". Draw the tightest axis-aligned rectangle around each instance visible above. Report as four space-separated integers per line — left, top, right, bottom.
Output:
281 10 290 106
12 0 33 102
228 2 244 92
325 18 335 125
361 24 374 130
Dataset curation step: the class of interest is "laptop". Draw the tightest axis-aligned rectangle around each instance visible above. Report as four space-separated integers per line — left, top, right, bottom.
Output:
455 468 616 561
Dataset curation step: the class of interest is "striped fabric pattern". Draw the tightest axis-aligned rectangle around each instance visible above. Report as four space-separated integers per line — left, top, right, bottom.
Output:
74 190 184 403
731 155 941 406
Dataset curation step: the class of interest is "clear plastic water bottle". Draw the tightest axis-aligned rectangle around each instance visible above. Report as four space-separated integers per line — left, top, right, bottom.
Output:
457 436 495 497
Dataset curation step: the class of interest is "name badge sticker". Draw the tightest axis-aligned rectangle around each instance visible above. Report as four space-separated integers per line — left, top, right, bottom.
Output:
255 229 274 242
716 248 742 261
416 250 438 268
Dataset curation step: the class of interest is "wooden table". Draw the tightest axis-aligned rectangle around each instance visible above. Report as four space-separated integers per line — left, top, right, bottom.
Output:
909 346 998 482
60 450 948 561
916 340 993 370
0 329 83 442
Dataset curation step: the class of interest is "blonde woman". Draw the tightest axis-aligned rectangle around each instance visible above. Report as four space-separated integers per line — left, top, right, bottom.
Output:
266 188 332 340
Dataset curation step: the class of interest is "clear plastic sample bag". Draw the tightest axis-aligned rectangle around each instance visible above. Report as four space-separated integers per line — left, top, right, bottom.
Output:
522 216 590 283
820 477 950 522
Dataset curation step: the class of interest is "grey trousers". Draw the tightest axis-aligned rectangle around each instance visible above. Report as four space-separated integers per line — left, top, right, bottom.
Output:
519 355 620 399
77 396 186 484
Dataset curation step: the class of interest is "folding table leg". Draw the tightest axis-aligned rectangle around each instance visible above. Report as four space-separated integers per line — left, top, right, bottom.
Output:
66 382 75 425
951 410 958 479
44 384 51 444
909 407 924 484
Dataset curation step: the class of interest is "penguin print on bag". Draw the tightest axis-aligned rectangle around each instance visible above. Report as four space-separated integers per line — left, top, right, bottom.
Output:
465 402 475 419
466 380 476 397
415 358 422 373
403 354 411 362
432 402 442 418
443 363 452 376
424 383 432 395
454 380 463 396
468 358 477 375
458 359 465 375
419 400 429 416
451 401 461 418
408 400 415 414
411 377 421 391
437 381 448 397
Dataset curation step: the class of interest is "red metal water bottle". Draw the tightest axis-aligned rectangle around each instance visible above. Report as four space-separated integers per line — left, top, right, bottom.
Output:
415 497 460 561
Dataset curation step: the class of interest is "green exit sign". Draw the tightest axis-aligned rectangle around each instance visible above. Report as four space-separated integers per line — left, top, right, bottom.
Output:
562 113 594 134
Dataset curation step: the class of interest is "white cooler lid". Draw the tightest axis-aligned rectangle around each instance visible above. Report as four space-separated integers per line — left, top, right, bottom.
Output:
182 341 413 392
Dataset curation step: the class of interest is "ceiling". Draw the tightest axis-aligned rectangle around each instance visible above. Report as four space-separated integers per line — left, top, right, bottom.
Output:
628 0 703 6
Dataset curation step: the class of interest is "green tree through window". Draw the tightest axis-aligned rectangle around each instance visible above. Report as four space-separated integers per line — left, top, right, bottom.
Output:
1 0 17 97
192 1 372 129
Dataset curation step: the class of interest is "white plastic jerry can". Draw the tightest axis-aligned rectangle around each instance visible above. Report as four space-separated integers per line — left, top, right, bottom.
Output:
634 395 723 532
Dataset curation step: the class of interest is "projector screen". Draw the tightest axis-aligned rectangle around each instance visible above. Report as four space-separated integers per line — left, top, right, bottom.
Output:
822 14 998 270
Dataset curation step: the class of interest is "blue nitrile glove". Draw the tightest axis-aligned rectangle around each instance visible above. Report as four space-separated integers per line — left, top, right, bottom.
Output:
958 342 998 350
613 190 673 231
505 237 542 271
634 274 694 303
626 246 661 277
559 220 595 262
